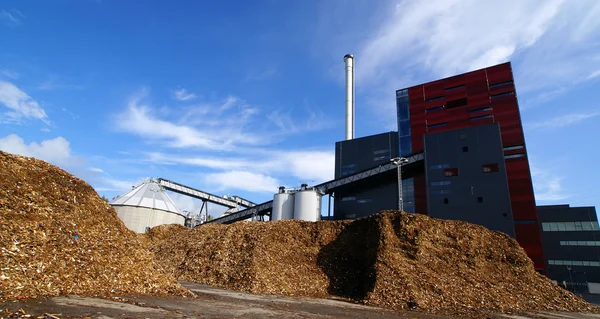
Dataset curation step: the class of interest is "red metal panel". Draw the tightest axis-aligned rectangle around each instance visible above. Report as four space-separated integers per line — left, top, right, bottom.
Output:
404 61 546 272
414 173 427 213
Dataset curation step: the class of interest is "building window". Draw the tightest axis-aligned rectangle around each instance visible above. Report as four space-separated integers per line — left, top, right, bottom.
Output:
471 114 493 121
560 241 600 247
374 155 389 161
427 122 448 129
431 190 451 195
477 197 483 203
431 181 451 186
548 260 600 267
469 107 493 114
491 91 515 99
430 164 450 170
542 222 600 231
489 80 513 89
446 97 468 109
444 198 449 204
444 168 459 177
504 154 525 160
459 134 467 140
373 149 389 155
503 145 524 151
482 163 499 173
426 106 445 113
445 84 465 91
341 197 356 201
357 199 373 204
426 96 444 102
462 146 469 152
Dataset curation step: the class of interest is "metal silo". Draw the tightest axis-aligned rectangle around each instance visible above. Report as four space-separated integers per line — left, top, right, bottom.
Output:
272 186 295 221
293 184 321 222
109 178 185 233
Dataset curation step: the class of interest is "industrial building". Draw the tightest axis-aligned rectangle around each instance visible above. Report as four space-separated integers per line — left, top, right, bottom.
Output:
538 204 600 293
333 61 545 272
106 55 599 291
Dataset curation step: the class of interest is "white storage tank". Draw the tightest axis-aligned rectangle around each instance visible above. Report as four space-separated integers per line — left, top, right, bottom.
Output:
109 179 185 233
272 186 295 221
293 184 321 222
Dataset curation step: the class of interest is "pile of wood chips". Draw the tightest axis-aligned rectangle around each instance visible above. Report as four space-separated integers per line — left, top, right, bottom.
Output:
0 151 191 301
147 211 599 316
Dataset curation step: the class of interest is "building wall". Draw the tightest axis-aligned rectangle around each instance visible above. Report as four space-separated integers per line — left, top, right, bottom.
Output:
538 205 600 293
333 132 400 220
424 123 515 236
396 62 544 271
334 132 399 178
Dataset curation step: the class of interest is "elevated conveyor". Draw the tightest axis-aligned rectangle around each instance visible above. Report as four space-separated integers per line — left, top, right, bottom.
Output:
157 178 256 208
205 152 425 224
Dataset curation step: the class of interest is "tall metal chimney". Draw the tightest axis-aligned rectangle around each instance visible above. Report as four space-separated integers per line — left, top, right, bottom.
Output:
344 54 355 140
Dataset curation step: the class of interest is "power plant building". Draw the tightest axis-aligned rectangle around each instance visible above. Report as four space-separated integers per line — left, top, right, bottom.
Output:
334 62 546 272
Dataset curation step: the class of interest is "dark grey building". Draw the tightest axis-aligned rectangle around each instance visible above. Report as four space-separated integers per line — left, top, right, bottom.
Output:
424 123 515 237
538 204 600 293
333 132 399 220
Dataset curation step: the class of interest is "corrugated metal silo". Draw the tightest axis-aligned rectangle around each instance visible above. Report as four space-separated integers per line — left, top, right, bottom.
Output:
109 179 185 233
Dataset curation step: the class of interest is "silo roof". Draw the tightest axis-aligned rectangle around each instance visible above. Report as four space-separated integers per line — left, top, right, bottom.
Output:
109 179 183 216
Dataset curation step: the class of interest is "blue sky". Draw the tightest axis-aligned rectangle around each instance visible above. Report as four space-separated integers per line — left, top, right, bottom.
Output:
0 0 599 217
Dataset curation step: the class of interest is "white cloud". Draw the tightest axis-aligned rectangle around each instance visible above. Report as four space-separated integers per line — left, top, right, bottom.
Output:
93 177 136 192
88 167 104 173
0 134 73 166
203 170 280 194
145 149 335 189
173 88 196 101
317 0 600 127
115 91 272 150
529 112 600 130
1 70 19 79
0 81 48 124
531 165 569 201
1 10 21 26
40 127 51 132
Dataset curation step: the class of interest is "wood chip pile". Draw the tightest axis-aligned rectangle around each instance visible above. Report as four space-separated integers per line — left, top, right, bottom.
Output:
0 151 191 301
148 211 598 316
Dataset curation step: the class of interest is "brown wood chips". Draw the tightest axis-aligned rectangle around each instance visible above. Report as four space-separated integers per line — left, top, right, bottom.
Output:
0 151 191 301
147 211 599 316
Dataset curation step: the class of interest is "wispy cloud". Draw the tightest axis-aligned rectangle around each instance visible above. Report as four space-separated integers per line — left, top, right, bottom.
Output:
1 10 22 26
115 91 267 149
0 81 49 124
145 148 335 187
203 170 280 193
40 127 51 132
1 70 19 79
531 164 570 201
316 0 600 127
173 88 197 101
529 112 600 130
266 108 333 136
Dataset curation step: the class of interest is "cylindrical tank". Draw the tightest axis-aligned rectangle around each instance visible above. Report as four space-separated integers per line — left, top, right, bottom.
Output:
272 187 295 221
293 189 321 222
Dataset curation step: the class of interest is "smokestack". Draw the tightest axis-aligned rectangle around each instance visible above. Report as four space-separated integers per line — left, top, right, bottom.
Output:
344 54 355 140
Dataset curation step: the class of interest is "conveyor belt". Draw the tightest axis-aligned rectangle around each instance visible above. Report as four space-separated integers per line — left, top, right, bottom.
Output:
205 152 424 225
157 178 256 209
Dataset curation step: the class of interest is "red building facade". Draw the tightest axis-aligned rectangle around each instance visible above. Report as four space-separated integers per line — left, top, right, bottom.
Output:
396 62 545 271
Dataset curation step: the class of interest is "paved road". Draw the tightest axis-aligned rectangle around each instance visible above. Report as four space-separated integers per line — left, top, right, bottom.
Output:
2 282 600 319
